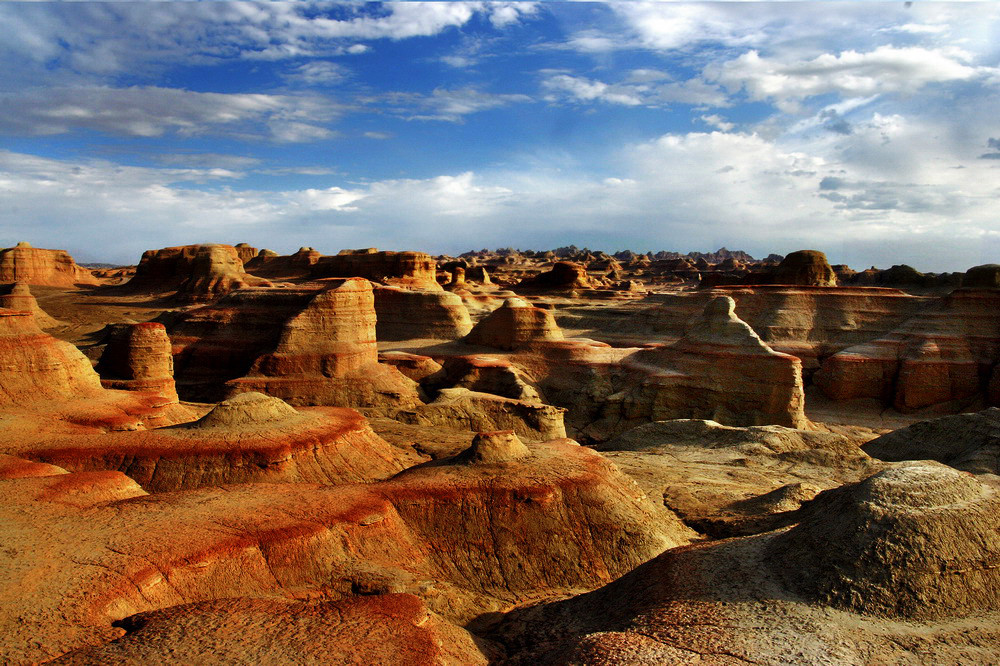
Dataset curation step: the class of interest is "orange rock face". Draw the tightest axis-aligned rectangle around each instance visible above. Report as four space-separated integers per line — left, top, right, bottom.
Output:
374 285 473 340
815 288 1000 411
312 249 439 287
0 309 103 405
464 297 564 350
0 437 687 663
172 278 420 410
0 282 61 328
626 296 807 428
97 323 178 402
765 249 838 286
516 261 596 292
126 244 271 301
0 242 97 287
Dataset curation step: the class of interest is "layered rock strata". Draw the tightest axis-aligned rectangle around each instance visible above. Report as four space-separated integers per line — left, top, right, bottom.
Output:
374 285 473 341
125 244 270 301
312 249 438 288
0 242 97 287
464 297 564 350
0 282 61 328
96 323 178 402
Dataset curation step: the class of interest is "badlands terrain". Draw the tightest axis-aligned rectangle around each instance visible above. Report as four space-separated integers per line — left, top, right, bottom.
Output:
2 240 1000 664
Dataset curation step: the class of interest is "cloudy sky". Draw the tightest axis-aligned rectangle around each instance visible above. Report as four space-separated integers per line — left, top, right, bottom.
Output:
1 2 998 271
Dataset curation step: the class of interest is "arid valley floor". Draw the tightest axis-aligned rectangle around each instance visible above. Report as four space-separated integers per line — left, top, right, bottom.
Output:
2 241 1000 664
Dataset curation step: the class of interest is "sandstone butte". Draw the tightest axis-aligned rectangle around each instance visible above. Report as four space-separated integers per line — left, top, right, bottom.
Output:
2 241 1000 663
0 241 98 287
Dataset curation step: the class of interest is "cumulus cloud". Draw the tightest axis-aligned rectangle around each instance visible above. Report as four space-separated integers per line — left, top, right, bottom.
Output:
708 46 988 110
0 86 338 141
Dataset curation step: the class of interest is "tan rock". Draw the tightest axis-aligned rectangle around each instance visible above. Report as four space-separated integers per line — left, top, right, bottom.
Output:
96 323 178 403
464 297 564 350
374 285 473 341
0 242 97 287
0 282 61 328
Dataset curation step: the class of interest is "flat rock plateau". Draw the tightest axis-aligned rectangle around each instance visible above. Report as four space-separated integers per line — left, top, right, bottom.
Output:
3 242 1000 665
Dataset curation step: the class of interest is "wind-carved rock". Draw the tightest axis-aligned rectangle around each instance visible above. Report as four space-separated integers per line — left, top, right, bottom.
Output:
312 249 439 288
464 298 564 350
172 278 420 412
0 282 61 328
126 244 270 301
515 261 596 292
96 323 178 403
768 249 837 286
374 286 473 341
626 296 807 428
460 430 532 465
0 242 97 287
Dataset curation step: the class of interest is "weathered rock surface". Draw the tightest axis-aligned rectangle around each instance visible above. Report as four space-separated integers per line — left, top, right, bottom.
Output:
395 387 566 443
465 297 564 350
815 288 1000 411
496 461 1000 664
374 285 473 341
96 323 178 403
0 437 687 663
312 249 439 288
171 279 420 411
516 262 596 292
52 595 493 666
125 244 270 301
624 296 807 428
0 242 98 287
0 282 61 328
862 407 1000 474
768 249 837 286
2 393 419 491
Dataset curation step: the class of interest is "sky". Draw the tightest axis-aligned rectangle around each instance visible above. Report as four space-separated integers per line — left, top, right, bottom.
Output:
1 2 999 271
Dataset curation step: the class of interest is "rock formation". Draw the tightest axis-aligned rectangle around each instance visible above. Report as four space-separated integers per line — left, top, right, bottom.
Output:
515 261 596 292
464 297 564 350
768 249 837 286
96 323 178 403
3 393 419 491
125 244 270 301
963 263 1000 288
172 279 421 411
0 282 61 328
624 296 807 428
862 407 1000 474
374 286 473 340
815 287 1000 411
232 242 258 264
0 242 97 287
0 437 688 663
312 249 439 288
244 246 321 280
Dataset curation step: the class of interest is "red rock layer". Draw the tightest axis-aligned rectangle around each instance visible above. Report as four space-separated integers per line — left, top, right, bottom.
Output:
0 242 97 287
815 288 1000 411
5 393 418 491
374 285 473 341
97 323 178 402
515 261 596 292
0 438 686 663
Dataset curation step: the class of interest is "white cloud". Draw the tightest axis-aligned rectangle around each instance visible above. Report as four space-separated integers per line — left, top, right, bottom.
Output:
284 61 349 86
542 74 643 106
369 87 531 122
0 86 339 142
541 71 728 108
708 46 989 110
701 114 734 131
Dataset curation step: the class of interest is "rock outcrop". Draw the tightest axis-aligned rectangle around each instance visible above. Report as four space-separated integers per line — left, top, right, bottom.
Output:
0 282 61 328
515 262 596 292
374 286 473 341
815 288 1000 411
0 437 688 663
96 323 178 403
172 279 420 411
125 244 270 301
625 296 807 428
464 297 564 350
3 393 419 491
768 249 837 286
244 246 321 280
312 249 439 288
0 242 97 287
862 407 1000 474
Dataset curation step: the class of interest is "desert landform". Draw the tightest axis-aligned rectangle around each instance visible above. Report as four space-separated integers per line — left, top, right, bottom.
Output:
3 239 1000 664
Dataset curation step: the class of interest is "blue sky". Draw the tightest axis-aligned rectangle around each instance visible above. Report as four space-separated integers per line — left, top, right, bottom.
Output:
1 2 999 271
